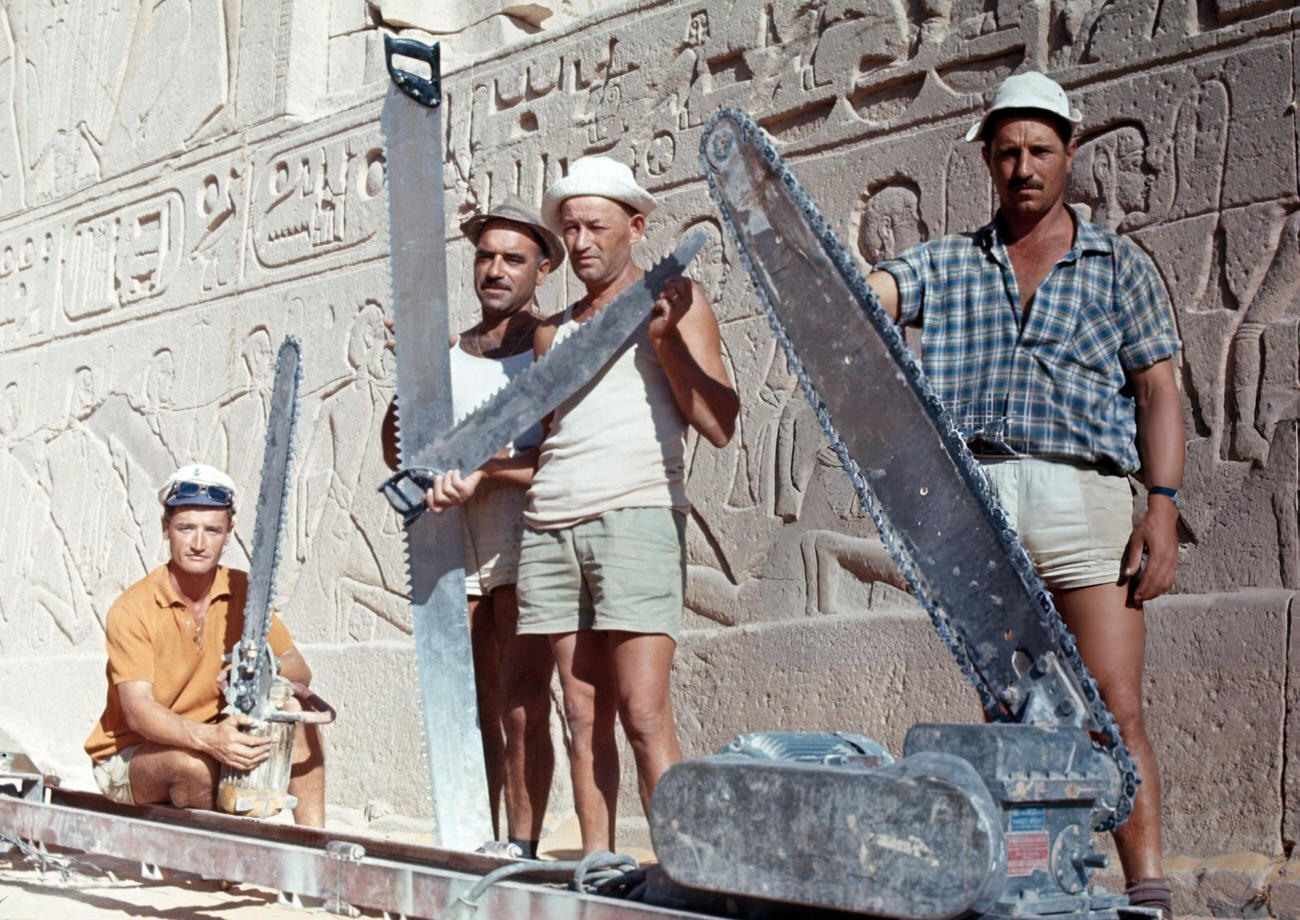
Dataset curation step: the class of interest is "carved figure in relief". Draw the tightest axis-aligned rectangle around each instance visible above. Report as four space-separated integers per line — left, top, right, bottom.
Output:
210 329 273 483
801 530 907 616
867 73 1182 918
1227 209 1300 466
0 379 78 651
1067 124 1153 231
425 157 739 853
293 301 408 639
83 464 326 826
858 181 929 265
39 367 149 632
396 197 564 857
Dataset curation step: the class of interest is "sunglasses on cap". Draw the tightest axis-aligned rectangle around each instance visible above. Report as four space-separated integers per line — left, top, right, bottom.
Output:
164 480 235 509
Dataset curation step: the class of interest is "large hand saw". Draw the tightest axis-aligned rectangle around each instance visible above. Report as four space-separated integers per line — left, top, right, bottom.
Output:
382 36 492 850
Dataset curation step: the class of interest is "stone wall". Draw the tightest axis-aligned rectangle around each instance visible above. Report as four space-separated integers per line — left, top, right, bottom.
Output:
0 0 1296 908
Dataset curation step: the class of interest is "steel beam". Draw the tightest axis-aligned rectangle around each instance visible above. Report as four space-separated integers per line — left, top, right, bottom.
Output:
0 795 707 920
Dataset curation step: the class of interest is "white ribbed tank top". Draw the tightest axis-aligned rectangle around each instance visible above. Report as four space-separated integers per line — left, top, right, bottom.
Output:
524 311 688 529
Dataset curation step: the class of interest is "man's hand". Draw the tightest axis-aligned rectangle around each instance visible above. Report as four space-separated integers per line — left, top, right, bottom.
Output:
1120 498 1179 604
424 468 485 513
203 715 271 771
648 276 693 348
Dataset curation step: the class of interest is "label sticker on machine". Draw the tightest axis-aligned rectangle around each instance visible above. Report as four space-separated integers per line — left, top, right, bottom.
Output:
1008 807 1045 833
1006 808 1049 877
1007 834 1051 877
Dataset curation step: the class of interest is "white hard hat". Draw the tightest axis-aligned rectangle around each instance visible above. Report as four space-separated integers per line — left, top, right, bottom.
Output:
965 71 1083 143
158 463 237 510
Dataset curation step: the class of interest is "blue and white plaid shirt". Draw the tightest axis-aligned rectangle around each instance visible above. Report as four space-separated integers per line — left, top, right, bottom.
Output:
879 208 1180 473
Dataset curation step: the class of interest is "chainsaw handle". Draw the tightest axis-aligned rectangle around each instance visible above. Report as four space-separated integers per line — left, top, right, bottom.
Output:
378 466 442 525
384 35 441 108
264 683 337 725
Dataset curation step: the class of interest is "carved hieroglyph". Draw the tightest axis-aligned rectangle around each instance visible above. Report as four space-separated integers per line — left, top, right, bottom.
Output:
0 0 1295 863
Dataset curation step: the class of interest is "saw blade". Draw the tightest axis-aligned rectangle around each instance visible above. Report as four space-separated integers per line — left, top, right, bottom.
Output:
381 232 705 519
227 337 301 721
381 35 492 850
699 108 1137 829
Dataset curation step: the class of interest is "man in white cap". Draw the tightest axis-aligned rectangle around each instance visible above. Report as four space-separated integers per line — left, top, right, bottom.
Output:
85 463 326 826
407 196 564 858
866 72 1181 917
429 155 739 853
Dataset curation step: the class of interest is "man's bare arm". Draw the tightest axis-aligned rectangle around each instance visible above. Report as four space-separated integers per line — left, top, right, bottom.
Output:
1123 357 1184 603
277 646 312 686
649 277 739 448
865 270 901 322
117 681 270 771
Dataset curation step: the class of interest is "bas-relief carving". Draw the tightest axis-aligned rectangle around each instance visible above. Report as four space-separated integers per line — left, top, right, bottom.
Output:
289 299 409 642
1074 59 1299 588
1067 124 1155 232
0 0 243 213
251 131 387 270
0 227 58 349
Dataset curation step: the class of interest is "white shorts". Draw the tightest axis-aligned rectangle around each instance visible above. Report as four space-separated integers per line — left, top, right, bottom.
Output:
461 480 527 597
979 457 1134 592
91 744 139 805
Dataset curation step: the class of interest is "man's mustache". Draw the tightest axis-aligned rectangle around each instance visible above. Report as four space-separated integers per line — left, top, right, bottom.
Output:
479 278 512 291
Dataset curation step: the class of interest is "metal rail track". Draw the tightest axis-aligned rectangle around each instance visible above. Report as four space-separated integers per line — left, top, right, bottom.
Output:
0 788 710 920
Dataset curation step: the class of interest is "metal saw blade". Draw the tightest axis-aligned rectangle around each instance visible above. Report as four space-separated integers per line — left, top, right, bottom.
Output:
381 36 491 850
699 108 1137 829
227 337 300 720
387 233 704 501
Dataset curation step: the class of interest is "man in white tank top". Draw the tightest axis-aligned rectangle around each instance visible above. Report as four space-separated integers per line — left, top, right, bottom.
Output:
388 198 564 858
429 157 740 853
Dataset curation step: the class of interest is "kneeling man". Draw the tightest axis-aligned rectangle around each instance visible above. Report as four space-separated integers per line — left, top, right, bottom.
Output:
84 464 325 826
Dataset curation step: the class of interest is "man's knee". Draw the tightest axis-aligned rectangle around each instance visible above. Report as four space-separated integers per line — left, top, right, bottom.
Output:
619 695 673 746
167 751 220 809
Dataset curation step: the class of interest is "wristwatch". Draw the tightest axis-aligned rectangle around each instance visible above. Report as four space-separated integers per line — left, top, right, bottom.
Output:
1148 485 1179 507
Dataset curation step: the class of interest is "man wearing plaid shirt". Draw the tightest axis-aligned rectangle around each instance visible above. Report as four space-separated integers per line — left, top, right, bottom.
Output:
868 72 1182 919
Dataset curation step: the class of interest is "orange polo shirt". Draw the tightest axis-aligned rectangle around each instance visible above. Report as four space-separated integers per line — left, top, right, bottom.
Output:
84 565 293 763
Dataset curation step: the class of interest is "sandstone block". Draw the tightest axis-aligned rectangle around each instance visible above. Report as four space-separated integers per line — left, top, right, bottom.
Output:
674 615 981 759
1271 874 1300 920
1286 597 1300 848
1145 591 1291 856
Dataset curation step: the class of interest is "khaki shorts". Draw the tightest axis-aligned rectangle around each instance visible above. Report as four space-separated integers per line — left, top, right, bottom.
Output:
980 457 1133 592
91 744 139 805
516 507 686 639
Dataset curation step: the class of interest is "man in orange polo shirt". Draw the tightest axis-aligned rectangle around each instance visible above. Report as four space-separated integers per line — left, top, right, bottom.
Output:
84 464 325 826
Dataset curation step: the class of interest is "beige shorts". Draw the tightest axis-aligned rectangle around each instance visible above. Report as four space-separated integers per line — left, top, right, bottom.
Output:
980 457 1133 592
516 507 686 639
91 744 139 805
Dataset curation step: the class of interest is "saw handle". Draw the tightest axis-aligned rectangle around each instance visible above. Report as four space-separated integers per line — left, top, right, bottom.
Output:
384 35 441 108
378 466 442 525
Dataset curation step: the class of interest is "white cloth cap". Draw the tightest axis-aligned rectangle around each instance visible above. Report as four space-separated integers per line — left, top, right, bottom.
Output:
541 156 657 236
158 463 237 507
965 71 1083 143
